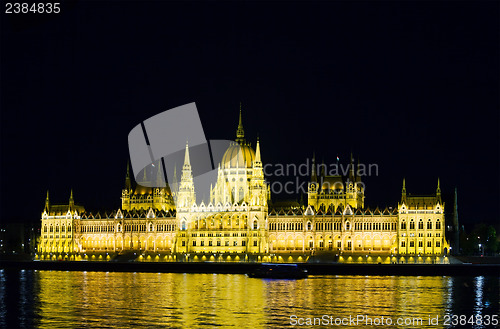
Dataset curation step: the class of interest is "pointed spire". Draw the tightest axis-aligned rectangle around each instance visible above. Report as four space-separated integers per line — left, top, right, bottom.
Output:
235 104 245 144
402 178 407 203
44 190 50 211
254 136 261 163
349 151 355 180
69 189 74 209
125 161 132 190
156 159 165 187
311 152 317 182
436 178 441 202
184 141 191 166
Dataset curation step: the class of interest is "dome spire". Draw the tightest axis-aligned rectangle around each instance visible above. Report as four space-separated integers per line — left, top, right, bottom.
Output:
236 103 245 144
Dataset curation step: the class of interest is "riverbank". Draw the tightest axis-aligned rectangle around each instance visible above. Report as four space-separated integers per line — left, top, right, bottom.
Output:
1 260 498 276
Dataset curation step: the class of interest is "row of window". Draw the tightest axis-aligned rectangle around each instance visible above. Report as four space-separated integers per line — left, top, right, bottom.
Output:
401 240 441 248
192 232 247 237
191 240 257 247
43 225 72 233
81 225 115 233
269 222 397 232
401 219 441 230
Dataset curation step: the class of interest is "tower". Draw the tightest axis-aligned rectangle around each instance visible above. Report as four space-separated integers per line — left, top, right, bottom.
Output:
176 142 196 209
121 162 132 210
308 153 318 209
250 137 267 207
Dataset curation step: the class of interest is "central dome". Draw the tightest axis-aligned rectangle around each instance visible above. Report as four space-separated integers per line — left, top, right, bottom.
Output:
220 142 255 169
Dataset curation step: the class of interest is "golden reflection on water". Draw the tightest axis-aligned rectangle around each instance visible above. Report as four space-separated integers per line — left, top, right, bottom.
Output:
28 272 497 328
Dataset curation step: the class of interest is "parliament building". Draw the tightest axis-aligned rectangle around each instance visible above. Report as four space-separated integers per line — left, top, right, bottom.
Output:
38 111 450 263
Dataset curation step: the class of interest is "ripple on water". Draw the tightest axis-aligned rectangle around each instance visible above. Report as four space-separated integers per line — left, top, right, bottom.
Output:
0 271 498 329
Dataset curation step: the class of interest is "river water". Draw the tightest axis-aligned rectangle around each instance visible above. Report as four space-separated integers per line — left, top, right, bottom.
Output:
0 270 498 328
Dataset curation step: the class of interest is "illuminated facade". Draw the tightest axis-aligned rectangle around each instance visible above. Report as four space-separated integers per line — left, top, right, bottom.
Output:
38 111 449 263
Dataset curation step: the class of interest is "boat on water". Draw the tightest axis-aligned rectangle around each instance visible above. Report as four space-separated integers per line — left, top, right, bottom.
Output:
247 263 308 279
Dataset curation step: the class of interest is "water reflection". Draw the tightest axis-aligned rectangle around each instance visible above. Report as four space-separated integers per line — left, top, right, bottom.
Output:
0 270 498 328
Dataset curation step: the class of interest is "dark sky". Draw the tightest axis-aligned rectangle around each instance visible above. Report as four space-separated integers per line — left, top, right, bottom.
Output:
1 1 498 229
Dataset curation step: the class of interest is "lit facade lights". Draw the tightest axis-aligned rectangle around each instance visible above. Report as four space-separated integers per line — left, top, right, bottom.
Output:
37 111 449 263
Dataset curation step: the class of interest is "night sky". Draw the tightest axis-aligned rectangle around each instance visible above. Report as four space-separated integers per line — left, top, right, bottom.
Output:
1 1 498 229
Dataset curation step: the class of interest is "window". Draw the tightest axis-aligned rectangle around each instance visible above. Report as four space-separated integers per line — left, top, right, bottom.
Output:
239 188 244 201
253 240 258 247
226 240 230 246
427 220 432 230
436 241 441 247
436 219 441 230
337 241 341 248
347 241 352 249
307 222 312 231
418 220 423 230
181 220 187 230
401 241 406 247
233 241 237 246
253 220 258 230
181 241 186 246
409 241 414 247
50 225 53 233
345 222 350 230
410 220 415 230
401 222 406 230
427 241 432 247
201 241 205 246
217 240 221 246
242 241 246 246
209 240 213 246
192 241 197 246
418 241 423 248
44 225 47 233
149 223 153 231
